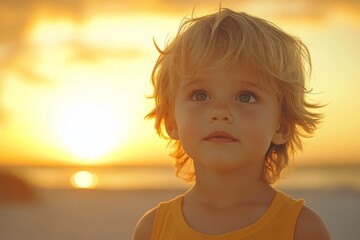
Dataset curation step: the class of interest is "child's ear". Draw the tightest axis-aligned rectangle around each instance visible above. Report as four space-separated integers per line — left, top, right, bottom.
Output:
165 114 179 140
272 117 292 145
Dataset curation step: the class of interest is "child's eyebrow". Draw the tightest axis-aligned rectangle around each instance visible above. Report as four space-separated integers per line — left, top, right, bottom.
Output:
240 80 269 92
179 78 205 91
179 78 270 93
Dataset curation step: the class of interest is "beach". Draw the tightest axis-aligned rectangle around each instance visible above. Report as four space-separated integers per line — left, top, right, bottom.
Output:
0 187 359 240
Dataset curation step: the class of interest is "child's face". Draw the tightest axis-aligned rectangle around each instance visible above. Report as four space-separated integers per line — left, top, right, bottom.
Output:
167 61 288 173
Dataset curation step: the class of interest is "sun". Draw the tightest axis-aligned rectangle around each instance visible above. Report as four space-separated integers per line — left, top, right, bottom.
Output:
71 171 98 189
54 97 127 162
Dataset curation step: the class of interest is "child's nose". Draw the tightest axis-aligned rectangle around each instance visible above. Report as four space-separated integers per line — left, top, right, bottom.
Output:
208 108 233 123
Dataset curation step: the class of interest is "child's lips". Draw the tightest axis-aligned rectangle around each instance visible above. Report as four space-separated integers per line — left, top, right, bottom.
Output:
204 131 238 143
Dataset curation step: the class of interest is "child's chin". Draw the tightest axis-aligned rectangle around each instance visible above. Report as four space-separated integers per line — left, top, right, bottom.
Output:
200 157 249 172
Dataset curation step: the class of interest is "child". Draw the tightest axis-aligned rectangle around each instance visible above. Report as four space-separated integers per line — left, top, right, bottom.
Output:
133 8 330 240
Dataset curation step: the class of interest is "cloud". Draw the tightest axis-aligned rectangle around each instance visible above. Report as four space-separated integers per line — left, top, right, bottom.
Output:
151 0 360 24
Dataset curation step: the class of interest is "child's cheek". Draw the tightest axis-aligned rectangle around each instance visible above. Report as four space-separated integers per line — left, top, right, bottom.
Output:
175 103 207 130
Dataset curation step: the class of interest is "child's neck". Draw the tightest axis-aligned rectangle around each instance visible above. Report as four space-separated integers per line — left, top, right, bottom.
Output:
185 169 275 209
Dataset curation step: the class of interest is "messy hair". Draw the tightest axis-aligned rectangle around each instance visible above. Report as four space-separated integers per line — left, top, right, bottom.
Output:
146 8 323 184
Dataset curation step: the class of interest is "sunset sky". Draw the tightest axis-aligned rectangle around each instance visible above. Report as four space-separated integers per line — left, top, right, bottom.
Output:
0 0 359 167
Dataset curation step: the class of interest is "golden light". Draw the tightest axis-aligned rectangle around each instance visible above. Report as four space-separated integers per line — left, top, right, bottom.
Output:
55 99 121 161
71 171 98 189
29 16 145 164
48 63 135 164
0 14 172 166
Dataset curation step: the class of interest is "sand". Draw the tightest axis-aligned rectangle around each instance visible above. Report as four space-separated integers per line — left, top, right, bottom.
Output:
0 187 359 240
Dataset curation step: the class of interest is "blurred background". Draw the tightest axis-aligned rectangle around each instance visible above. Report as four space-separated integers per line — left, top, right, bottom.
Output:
0 0 359 239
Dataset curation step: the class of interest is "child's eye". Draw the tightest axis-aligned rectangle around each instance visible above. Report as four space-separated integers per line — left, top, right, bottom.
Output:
190 90 210 101
235 92 258 103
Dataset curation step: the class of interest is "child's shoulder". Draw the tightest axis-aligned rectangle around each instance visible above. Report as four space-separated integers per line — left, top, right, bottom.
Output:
294 205 331 240
132 207 157 240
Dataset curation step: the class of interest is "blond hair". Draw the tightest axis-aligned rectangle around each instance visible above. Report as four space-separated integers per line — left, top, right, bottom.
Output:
146 8 323 184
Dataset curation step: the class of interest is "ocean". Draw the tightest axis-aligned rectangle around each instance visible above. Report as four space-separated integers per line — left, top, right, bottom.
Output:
2 164 360 191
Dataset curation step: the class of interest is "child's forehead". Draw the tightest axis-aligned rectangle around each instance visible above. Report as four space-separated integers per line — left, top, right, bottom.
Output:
180 61 274 90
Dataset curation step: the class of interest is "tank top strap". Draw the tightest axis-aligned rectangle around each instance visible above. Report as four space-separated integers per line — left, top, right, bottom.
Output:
151 195 183 240
271 190 305 239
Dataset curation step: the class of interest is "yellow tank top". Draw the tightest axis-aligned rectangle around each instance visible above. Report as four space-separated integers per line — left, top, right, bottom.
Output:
151 191 304 240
